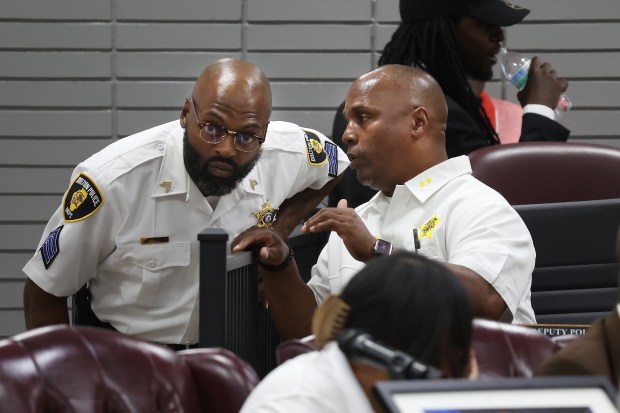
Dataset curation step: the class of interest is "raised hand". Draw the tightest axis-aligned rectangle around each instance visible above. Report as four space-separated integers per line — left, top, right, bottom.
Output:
518 56 569 109
302 199 377 262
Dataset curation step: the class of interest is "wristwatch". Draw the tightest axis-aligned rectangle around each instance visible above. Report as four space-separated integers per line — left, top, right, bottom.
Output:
372 239 393 257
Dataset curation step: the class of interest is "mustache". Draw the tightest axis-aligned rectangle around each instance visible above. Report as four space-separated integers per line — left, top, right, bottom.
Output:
202 155 239 170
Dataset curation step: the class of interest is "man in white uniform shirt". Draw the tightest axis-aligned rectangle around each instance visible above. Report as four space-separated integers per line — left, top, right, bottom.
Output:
23 58 349 347
232 64 535 340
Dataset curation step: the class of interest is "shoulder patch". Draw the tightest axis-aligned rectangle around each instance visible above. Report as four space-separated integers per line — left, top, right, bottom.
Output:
324 140 338 177
302 129 328 166
63 173 104 222
40 225 63 269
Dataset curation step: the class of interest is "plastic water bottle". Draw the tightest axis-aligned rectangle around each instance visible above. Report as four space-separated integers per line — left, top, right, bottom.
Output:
499 48 572 118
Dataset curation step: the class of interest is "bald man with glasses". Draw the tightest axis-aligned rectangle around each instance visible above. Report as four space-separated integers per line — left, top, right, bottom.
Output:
23 58 349 349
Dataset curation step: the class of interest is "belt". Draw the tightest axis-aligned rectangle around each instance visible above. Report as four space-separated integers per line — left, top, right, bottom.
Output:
162 343 200 351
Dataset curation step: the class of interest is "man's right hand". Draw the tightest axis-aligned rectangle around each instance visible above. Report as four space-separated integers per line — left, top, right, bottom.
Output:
232 226 317 340
517 56 568 110
231 226 290 268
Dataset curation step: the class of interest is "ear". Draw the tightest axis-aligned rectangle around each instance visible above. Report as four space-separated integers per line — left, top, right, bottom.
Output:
411 106 430 138
180 98 190 129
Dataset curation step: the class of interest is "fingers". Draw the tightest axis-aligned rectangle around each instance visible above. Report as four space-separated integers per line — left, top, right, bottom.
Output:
519 55 569 108
337 199 348 209
303 207 352 233
231 227 275 252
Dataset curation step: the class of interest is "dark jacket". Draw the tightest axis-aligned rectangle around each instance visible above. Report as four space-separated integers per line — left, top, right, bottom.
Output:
535 310 620 388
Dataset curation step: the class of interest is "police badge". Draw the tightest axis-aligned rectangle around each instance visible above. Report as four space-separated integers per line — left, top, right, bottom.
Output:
252 200 279 229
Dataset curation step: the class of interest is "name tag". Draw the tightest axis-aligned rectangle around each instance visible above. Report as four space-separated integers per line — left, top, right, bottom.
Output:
140 236 169 244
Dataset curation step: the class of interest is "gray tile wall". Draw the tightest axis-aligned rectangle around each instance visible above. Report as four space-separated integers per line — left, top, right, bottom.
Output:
1 0 618 337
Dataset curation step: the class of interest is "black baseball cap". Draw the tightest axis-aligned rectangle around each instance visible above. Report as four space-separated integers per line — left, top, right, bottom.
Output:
400 0 530 27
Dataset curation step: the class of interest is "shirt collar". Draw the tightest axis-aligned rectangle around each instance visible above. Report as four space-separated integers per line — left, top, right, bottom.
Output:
152 124 191 199
403 155 472 203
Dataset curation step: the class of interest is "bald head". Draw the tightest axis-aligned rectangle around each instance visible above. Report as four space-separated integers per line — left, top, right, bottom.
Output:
359 64 448 126
193 58 272 120
342 64 450 192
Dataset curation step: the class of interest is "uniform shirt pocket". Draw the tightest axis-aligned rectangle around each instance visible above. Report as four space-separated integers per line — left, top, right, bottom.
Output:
115 242 191 306
416 237 443 261
328 263 364 295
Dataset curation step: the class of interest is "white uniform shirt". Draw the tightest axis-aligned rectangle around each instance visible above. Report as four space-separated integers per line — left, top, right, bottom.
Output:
23 120 349 343
240 342 374 413
308 156 536 324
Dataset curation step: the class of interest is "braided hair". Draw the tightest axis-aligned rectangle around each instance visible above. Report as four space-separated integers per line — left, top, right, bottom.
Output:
379 17 499 146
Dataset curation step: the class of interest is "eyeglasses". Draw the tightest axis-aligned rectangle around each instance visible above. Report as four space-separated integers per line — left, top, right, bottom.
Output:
188 96 266 153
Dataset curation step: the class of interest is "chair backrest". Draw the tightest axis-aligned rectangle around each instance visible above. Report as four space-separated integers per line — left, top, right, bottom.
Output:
514 199 620 324
178 348 260 413
0 325 260 413
0 325 201 413
472 319 565 378
468 141 620 205
275 334 318 366
274 320 578 379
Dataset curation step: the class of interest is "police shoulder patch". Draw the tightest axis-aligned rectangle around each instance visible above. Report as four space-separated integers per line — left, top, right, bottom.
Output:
63 173 104 222
40 225 63 269
302 129 328 166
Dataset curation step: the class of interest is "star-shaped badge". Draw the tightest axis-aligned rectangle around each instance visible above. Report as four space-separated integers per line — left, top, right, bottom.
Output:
419 212 442 240
252 200 279 229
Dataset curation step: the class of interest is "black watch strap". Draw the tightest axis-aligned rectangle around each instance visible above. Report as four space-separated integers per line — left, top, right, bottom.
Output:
258 244 294 271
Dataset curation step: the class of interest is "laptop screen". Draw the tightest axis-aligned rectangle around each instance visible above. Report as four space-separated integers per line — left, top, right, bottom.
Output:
374 377 618 413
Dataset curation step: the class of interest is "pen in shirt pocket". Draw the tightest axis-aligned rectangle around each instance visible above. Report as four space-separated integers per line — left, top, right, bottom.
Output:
413 228 420 253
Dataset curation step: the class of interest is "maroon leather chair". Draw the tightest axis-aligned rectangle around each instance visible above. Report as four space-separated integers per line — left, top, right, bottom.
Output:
471 319 563 378
179 348 260 413
275 334 318 366
0 325 259 413
275 319 577 379
468 141 620 205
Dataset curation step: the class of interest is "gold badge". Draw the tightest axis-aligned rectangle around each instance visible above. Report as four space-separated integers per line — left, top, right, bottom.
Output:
69 188 88 212
419 212 442 240
252 200 279 229
249 179 258 190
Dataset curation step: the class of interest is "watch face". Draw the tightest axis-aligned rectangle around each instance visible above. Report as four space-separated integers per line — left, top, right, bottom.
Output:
374 239 393 256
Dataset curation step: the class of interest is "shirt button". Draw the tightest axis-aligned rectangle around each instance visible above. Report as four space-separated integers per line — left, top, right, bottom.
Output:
149 260 157 268
157 143 164 151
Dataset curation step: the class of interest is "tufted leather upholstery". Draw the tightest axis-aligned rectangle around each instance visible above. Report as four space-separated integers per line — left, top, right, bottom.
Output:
275 319 578 379
179 348 260 413
0 325 259 413
468 141 620 205
275 334 318 366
